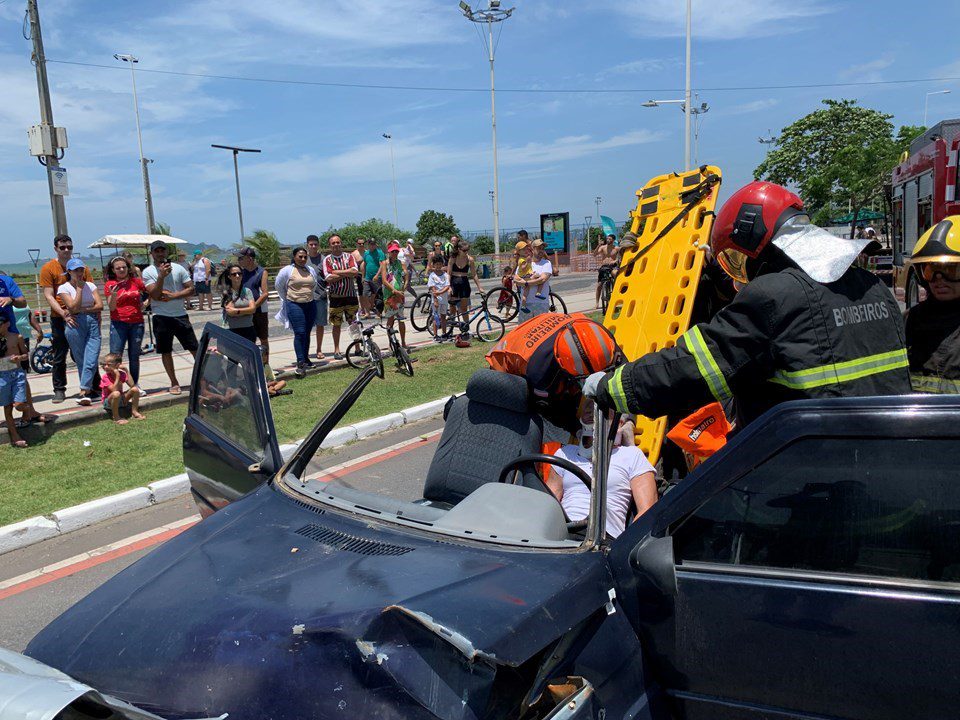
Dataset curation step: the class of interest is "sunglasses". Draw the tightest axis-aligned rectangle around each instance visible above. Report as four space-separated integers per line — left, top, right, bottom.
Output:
920 263 960 282
57 245 73 250
229 271 242 277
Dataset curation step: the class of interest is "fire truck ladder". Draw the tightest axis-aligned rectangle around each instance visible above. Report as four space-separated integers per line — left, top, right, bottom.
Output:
603 165 723 464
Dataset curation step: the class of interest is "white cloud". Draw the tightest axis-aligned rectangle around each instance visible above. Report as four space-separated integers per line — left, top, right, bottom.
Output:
608 0 834 40
839 55 895 83
726 98 780 115
596 58 677 80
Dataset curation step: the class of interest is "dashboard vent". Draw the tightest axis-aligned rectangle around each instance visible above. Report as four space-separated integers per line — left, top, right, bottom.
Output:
294 523 414 557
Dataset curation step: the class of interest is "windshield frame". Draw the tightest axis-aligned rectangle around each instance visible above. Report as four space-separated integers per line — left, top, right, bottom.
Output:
275 369 611 551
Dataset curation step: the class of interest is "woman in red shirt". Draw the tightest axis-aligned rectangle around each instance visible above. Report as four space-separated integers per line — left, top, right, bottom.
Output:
104 256 146 385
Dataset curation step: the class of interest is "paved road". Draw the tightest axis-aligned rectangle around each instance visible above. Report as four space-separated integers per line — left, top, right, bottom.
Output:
0 417 443 652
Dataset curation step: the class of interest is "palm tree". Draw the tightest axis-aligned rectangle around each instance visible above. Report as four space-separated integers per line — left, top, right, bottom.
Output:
243 229 282 267
153 221 172 236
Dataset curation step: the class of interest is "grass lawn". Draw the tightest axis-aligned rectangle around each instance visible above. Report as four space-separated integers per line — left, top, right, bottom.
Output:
0 341 491 526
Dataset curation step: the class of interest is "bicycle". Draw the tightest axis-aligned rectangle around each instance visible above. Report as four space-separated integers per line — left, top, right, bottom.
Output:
429 292 506 343
384 322 414 377
481 286 567 319
598 266 615 316
344 321 385 379
30 332 53 374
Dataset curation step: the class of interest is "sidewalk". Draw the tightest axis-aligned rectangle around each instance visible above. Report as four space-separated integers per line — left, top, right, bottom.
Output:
21 280 600 424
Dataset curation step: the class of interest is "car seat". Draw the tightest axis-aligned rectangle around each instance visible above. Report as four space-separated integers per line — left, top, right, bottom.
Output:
422 368 545 506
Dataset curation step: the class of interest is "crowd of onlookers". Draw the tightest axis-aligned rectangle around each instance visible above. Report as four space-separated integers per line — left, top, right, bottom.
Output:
0 229 563 446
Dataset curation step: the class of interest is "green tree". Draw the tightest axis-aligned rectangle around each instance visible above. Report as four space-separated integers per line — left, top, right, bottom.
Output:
470 235 495 255
153 221 172 236
325 218 412 249
755 99 921 237
415 210 461 247
243 229 282 267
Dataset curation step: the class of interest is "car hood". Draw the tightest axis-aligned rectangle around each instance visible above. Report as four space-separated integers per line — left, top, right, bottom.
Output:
26 485 613 720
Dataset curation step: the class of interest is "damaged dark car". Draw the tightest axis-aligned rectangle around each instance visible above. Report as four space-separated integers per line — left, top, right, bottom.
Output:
22 326 960 719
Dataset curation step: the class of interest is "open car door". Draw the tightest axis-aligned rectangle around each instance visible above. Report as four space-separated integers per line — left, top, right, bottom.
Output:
184 323 282 516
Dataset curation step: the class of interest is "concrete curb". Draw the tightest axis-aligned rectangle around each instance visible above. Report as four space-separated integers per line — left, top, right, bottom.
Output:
0 396 453 556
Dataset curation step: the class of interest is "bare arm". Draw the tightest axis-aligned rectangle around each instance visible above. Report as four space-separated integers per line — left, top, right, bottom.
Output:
43 286 68 319
167 280 194 300
470 256 482 293
254 271 269 309
630 471 658 518
88 287 103 313
546 468 564 503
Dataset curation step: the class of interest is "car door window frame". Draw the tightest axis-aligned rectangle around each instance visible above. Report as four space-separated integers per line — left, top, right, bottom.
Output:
188 323 281 471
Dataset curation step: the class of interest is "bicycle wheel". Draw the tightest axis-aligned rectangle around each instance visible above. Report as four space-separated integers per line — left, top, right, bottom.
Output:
345 340 368 370
397 344 414 376
30 345 52 374
474 314 506 343
548 292 567 314
600 280 612 316
409 293 433 331
370 341 385 379
481 286 520 322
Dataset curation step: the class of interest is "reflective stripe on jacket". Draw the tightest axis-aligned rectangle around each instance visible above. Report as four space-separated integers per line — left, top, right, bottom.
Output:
599 266 911 427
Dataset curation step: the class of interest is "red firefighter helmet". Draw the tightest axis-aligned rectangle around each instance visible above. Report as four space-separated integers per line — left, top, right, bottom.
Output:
711 181 805 283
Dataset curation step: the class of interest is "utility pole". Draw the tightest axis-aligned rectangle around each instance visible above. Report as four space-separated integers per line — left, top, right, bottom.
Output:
26 0 68 237
115 54 155 233
758 131 777 157
382 133 399 227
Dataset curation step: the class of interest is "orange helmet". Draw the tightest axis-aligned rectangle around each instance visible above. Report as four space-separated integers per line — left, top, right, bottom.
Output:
554 316 619 378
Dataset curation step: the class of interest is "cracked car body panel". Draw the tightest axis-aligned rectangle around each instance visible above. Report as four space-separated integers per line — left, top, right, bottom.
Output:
26 484 613 719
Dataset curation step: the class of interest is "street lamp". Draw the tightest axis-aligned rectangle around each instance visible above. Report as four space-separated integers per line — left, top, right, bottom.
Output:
114 53 155 233
461 0 515 266
211 144 261 243
924 90 951 128
689 101 709 166
594 196 602 239
584 215 592 254
28 248 41 308
382 133 399 228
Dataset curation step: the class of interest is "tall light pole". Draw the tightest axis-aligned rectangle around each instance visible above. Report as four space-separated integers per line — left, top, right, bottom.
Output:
488 190 495 235
114 54 155 234
924 89 951 127
382 133 399 227
461 1 514 266
684 0 692 171
211 144 261 242
584 215 592 254
594 196 602 235
759 130 777 158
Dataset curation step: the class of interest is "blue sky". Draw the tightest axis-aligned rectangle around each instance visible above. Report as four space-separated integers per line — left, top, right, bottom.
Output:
2 0 960 263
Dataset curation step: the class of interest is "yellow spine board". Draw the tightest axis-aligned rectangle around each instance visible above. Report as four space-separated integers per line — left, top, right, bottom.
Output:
603 165 722 464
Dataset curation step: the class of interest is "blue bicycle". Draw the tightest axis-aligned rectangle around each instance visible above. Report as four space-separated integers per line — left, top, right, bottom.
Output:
423 292 506 343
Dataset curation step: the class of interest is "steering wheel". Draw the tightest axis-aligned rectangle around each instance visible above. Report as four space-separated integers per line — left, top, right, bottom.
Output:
497 453 594 533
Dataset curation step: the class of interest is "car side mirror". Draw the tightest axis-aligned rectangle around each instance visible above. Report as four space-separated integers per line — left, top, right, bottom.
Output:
630 535 678 596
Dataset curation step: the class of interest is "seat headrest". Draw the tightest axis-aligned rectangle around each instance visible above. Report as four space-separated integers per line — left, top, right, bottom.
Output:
465 369 529 412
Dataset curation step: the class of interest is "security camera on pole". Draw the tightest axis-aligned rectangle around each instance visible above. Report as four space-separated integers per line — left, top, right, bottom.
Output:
460 0 514 271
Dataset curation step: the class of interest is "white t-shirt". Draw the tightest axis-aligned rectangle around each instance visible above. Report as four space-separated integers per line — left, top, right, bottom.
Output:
552 444 655 537
400 246 416 269
427 271 449 295
530 258 553 297
142 263 191 317
56 281 98 311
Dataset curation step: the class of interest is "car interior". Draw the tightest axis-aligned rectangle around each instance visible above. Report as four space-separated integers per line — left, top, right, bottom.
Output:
286 369 595 547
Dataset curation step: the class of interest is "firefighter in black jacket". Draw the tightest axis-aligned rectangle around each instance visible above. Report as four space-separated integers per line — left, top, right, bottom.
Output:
905 216 960 393
584 181 912 426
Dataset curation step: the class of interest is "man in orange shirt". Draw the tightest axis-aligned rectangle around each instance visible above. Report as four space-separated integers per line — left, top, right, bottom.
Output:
39 234 95 403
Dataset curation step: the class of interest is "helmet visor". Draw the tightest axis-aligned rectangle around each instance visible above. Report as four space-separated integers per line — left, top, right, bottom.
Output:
920 262 960 282
717 247 750 284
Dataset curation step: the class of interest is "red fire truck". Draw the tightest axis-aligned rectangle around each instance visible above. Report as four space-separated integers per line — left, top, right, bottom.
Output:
889 119 960 305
